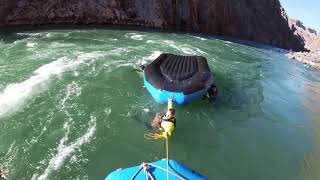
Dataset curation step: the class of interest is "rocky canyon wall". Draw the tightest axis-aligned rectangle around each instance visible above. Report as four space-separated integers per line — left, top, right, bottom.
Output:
0 0 305 51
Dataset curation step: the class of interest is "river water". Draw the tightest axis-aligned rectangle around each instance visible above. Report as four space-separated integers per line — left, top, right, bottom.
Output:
0 29 319 180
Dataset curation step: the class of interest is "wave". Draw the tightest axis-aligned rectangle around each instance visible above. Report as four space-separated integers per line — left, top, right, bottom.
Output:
60 81 82 110
25 81 83 152
49 42 75 48
125 33 146 40
26 42 36 48
138 51 162 65
34 115 97 180
0 52 103 117
0 141 17 178
146 40 155 43
162 40 207 55
17 32 43 37
190 35 207 41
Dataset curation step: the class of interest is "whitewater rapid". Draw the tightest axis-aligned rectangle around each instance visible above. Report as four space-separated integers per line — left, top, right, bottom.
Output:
0 52 104 117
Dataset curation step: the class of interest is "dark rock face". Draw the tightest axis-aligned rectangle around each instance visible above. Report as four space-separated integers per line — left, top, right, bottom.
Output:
307 28 317 35
289 19 306 30
0 0 304 51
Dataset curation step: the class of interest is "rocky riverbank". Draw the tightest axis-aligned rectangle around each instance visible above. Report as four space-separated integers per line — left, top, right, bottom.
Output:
286 21 320 69
287 50 320 69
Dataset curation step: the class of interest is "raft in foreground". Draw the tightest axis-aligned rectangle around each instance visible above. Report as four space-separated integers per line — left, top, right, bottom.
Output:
105 159 207 180
143 53 212 105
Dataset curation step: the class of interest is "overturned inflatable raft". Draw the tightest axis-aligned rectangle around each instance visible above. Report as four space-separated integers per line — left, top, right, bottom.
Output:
143 53 212 105
105 159 207 180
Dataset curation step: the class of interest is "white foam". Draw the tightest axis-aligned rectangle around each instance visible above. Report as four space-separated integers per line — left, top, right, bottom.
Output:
26 42 36 48
0 52 103 117
139 51 162 65
17 32 42 36
195 48 208 55
146 51 162 61
45 33 53 38
49 42 75 48
1 141 17 178
163 40 198 55
191 35 207 41
146 40 155 43
107 47 131 56
126 33 146 40
147 40 207 55
35 115 97 180
131 34 145 40
60 82 82 109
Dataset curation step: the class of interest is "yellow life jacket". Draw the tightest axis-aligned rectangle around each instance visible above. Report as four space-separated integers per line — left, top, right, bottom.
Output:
160 116 176 136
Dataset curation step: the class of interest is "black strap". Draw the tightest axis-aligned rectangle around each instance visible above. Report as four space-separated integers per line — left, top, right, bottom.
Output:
162 116 176 127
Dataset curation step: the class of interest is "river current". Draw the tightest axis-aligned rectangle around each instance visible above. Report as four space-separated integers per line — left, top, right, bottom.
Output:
0 29 320 180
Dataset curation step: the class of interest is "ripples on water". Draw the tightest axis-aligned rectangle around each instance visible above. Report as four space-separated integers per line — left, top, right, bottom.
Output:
0 29 320 179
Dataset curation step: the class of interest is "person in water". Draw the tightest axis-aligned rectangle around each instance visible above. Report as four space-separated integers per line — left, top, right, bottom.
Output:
151 108 176 136
203 84 219 101
139 65 145 71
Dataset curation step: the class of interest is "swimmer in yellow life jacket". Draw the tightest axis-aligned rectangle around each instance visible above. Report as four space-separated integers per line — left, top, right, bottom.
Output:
151 108 176 136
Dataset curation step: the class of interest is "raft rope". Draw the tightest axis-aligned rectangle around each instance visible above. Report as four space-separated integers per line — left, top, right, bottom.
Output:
144 131 170 179
166 134 169 180
130 162 186 180
144 131 167 140
132 98 185 180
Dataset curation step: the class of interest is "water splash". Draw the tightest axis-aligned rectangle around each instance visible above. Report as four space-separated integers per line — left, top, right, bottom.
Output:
162 40 207 55
26 42 36 48
0 52 103 117
34 115 97 180
138 51 162 65
126 32 146 40
60 81 82 110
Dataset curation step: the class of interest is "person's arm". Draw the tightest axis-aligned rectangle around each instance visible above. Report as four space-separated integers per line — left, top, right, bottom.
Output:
151 113 162 129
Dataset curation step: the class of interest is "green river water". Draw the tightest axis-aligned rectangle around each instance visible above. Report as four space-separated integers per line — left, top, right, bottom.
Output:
0 29 320 180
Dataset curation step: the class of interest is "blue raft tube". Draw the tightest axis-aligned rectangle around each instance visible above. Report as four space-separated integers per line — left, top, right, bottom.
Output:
105 159 208 180
142 53 212 105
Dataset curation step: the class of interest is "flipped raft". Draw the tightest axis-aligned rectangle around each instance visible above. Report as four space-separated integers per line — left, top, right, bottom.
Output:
105 159 208 180
143 53 212 105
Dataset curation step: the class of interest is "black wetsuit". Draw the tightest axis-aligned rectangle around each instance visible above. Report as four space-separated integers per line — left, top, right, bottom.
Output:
204 85 219 101
161 116 176 127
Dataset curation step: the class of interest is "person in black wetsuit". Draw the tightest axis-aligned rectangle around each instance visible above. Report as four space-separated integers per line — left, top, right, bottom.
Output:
139 65 145 71
203 84 219 101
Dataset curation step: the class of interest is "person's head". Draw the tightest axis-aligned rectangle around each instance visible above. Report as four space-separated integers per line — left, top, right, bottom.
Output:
166 108 175 119
212 85 217 92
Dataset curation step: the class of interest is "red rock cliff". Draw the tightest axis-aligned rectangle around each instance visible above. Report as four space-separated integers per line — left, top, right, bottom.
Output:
288 18 318 50
0 0 304 51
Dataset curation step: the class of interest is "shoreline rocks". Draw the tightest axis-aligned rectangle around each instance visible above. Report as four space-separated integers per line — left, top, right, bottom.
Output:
286 50 320 69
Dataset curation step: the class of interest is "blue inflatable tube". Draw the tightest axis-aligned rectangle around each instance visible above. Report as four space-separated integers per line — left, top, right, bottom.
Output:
142 53 212 105
144 76 210 105
105 159 208 180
